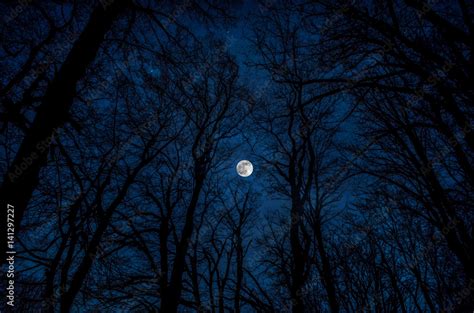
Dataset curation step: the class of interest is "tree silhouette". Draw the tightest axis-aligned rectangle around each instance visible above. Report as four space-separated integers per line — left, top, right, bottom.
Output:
1 0 473 312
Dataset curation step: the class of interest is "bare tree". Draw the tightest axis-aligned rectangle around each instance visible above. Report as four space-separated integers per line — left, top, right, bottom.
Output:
4 1 474 312
250 3 347 311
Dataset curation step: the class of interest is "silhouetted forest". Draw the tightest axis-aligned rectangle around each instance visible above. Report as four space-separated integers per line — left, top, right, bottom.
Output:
1 0 473 312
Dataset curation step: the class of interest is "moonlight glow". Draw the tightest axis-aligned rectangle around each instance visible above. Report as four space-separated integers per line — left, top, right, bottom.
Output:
236 160 253 177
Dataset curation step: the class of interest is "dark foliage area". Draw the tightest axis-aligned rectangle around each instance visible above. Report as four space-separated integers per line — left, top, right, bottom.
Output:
1 0 473 312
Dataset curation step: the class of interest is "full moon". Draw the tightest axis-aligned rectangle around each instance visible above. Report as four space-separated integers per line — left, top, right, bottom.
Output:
236 160 253 177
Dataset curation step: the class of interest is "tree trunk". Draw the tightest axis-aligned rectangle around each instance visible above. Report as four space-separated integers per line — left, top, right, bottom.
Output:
314 222 339 313
0 0 128 261
160 170 205 313
234 233 243 313
289 202 305 313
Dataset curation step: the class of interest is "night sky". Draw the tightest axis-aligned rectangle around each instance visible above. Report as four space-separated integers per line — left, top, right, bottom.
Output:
1 1 473 312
